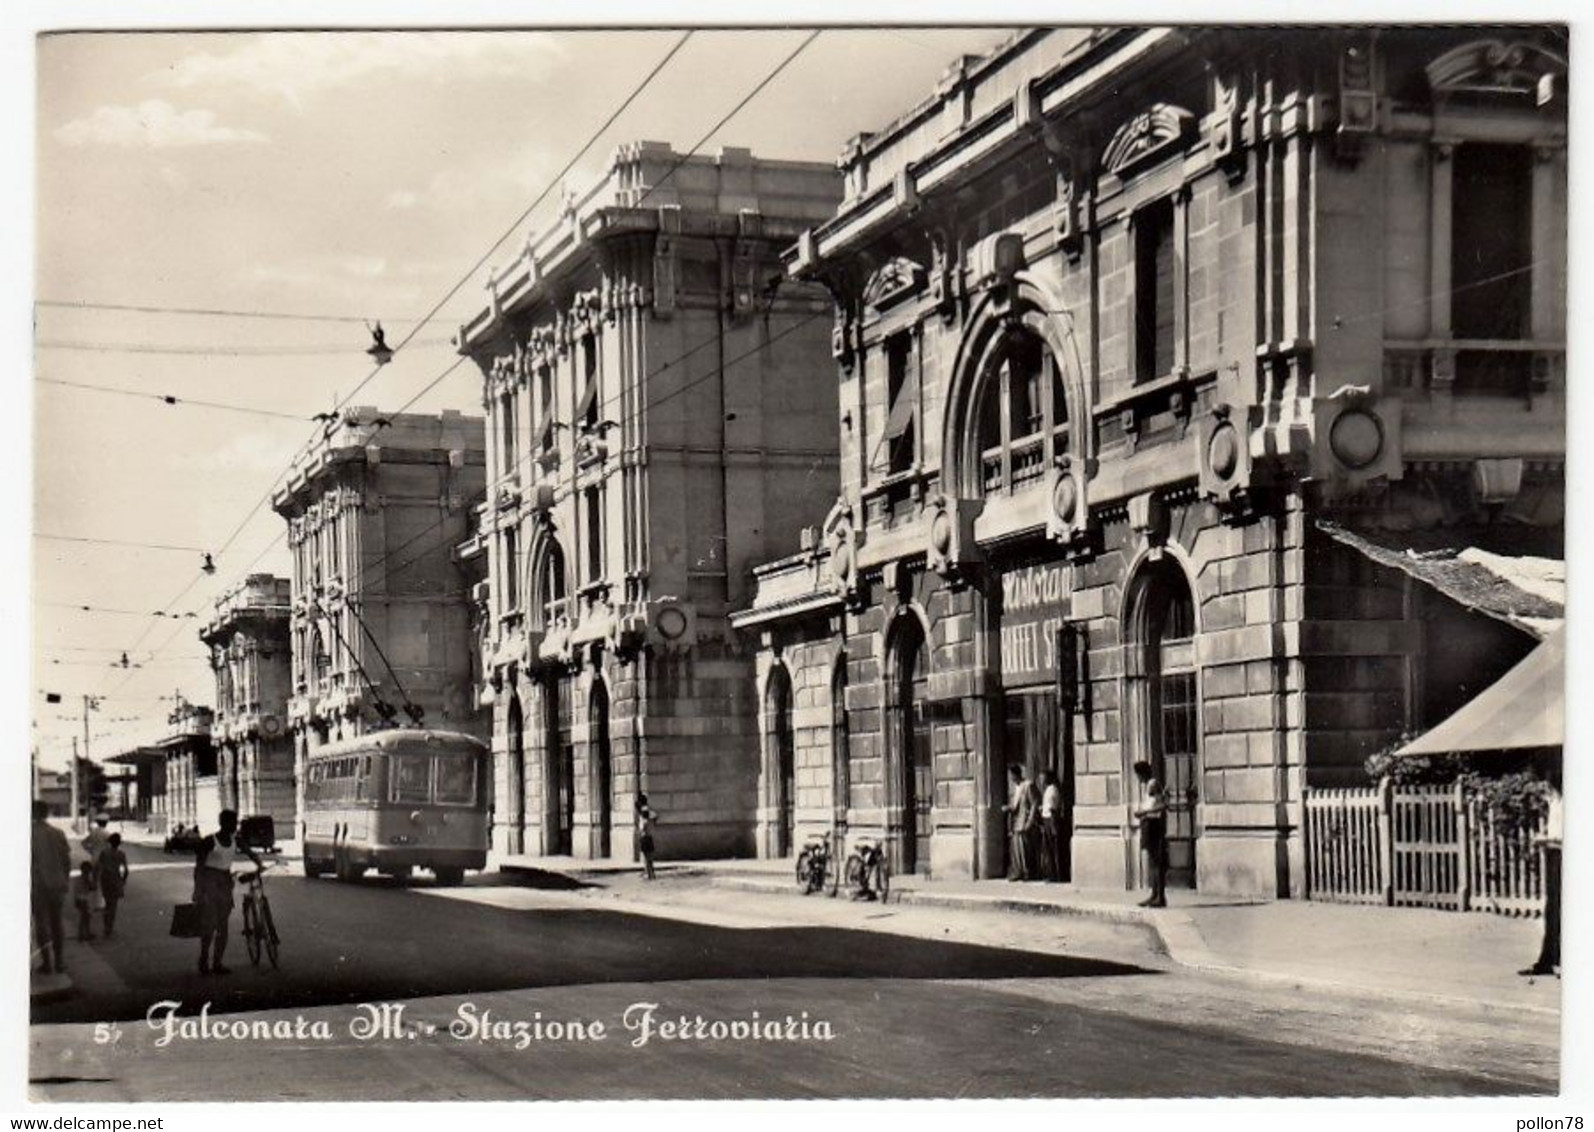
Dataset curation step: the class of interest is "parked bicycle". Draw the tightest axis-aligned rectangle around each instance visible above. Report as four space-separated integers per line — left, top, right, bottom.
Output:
238 861 280 970
844 837 891 903
795 832 839 896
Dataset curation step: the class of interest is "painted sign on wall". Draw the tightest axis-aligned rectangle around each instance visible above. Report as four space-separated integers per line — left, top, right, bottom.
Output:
999 562 1070 687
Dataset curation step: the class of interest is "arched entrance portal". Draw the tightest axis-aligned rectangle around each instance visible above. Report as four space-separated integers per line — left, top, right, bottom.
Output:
589 679 612 858
505 694 525 855
1126 557 1200 888
887 616 932 875
766 666 795 856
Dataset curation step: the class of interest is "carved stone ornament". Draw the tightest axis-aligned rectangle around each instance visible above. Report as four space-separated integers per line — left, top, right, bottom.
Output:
823 500 862 597
1426 39 1568 101
862 256 928 314
1102 104 1196 177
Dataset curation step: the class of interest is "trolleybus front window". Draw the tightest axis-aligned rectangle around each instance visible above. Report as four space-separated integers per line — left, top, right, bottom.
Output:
435 757 476 805
392 753 431 803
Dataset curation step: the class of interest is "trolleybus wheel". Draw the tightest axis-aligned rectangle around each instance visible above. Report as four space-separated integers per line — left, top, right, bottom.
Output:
303 856 329 879
433 866 465 887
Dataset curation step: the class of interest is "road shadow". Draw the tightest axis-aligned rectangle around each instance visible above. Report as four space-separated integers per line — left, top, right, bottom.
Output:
33 877 1160 1025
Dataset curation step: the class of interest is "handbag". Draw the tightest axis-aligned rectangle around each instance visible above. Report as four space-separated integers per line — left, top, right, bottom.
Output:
169 902 201 939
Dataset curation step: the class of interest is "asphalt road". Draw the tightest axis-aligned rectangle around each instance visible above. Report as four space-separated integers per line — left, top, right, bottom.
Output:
29 845 1548 1100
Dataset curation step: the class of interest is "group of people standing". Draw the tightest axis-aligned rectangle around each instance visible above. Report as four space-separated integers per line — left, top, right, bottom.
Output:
1003 764 1067 882
30 803 129 974
1004 759 1169 906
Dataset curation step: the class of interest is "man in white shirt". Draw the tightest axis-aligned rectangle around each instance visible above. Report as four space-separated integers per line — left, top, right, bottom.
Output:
1132 760 1168 908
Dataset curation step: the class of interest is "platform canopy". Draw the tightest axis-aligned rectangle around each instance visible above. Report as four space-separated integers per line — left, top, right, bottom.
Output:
1396 629 1564 757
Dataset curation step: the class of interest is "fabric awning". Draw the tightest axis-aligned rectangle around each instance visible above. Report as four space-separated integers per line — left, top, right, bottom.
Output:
1396 629 1564 756
1314 520 1563 639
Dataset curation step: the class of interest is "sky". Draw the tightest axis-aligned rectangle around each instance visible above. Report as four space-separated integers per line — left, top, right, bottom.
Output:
30 26 1019 771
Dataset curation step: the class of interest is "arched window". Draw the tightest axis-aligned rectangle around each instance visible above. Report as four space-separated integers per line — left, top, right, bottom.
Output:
533 538 568 628
976 329 1069 496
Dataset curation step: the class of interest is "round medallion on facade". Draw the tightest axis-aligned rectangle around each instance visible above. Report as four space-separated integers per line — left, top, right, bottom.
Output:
1207 421 1240 480
1051 473 1078 525
1329 408 1384 470
656 606 689 641
929 510 954 557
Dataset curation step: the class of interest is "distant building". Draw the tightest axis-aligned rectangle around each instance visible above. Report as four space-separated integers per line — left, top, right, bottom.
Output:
35 769 71 818
200 573 295 828
271 407 488 832
157 701 217 833
457 142 842 859
734 28 1566 895
105 747 165 826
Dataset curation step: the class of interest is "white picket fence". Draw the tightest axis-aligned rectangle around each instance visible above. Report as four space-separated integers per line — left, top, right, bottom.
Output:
1303 780 1547 917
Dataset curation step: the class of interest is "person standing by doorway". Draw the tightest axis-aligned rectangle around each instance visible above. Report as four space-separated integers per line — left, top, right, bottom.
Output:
1132 760 1167 907
636 794 659 881
1005 765 1039 881
31 800 71 974
1038 770 1065 882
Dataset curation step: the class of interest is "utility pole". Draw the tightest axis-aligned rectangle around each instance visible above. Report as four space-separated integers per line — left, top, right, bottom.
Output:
70 736 79 833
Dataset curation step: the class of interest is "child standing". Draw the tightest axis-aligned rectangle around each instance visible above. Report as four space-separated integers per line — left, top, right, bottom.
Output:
71 862 102 942
635 794 659 881
98 833 129 939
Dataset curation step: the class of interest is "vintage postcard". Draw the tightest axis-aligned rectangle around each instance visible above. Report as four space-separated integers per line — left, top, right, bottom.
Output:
22 17 1571 1115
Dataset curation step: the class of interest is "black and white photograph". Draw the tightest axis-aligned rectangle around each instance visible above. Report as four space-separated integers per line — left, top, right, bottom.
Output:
17 11 1580 1117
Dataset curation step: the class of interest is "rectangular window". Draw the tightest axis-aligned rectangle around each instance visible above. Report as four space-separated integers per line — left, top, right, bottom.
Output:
434 757 477 806
391 753 431 803
579 340 600 430
1134 198 1176 383
501 393 519 479
538 366 556 452
503 526 520 611
585 487 603 582
1452 143 1532 343
881 335 916 475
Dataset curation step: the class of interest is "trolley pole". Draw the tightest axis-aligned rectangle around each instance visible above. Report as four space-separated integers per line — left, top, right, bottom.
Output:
70 736 80 833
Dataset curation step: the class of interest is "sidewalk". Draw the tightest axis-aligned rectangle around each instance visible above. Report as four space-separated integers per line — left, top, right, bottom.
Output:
499 853 1559 1014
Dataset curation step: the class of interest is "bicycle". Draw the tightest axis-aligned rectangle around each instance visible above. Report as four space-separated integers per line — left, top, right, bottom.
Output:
794 832 840 896
843 837 891 903
238 862 280 970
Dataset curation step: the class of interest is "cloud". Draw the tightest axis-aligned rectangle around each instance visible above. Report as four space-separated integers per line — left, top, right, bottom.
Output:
55 100 269 149
158 32 564 106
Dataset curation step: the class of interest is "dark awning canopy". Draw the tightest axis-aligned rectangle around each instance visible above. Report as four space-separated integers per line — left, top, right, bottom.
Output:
1396 630 1563 757
1315 520 1563 640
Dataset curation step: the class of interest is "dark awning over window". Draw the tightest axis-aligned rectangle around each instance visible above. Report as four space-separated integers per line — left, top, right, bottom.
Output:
1314 520 1563 640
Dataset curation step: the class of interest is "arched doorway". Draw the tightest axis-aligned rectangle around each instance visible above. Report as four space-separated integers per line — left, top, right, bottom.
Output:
505 694 525 855
766 666 795 856
543 674 575 856
589 679 612 858
1126 557 1200 888
887 616 932 875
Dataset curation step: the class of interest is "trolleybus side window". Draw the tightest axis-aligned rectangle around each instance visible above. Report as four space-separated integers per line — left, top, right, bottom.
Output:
435 757 476 806
392 752 431 803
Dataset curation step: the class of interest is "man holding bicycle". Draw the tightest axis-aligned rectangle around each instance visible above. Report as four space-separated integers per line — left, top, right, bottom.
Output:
193 809 261 976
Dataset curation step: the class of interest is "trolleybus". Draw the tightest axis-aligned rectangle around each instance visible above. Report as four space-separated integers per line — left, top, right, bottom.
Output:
301 728 489 884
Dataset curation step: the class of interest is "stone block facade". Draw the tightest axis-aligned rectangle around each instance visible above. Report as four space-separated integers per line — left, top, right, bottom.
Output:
458 143 843 860
734 27 1565 898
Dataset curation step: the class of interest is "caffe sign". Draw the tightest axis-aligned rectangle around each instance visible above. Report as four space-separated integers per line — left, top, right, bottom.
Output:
998 563 1070 687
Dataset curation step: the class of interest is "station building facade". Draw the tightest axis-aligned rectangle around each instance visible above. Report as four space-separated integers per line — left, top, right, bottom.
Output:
457 142 842 860
271 408 488 828
200 573 296 827
732 27 1566 896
